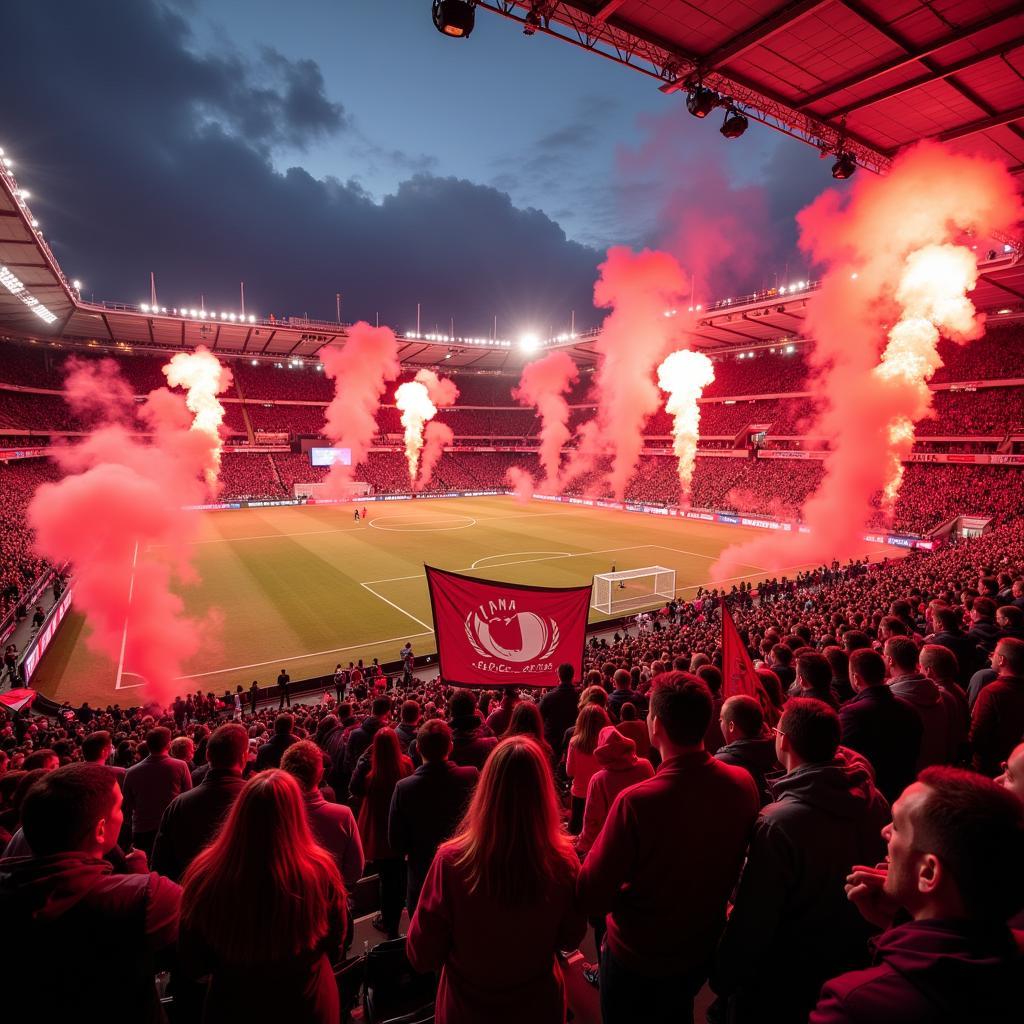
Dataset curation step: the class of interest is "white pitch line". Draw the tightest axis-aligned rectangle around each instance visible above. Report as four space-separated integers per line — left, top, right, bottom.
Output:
114 540 139 691
470 551 571 569
176 631 435 681
652 543 768 572
360 583 434 632
361 545 652 586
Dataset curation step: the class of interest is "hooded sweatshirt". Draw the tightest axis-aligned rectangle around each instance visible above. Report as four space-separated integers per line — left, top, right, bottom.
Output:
888 673 955 769
715 760 890 1021
715 734 779 806
0 851 180 1024
576 726 654 855
811 919 1024 1024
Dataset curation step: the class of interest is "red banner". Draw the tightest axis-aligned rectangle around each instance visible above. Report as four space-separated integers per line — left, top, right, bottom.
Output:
425 565 591 687
721 598 761 700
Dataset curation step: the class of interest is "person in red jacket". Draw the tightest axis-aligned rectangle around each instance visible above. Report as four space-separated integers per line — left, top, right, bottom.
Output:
407 735 585 1024
812 766 1024 1023
577 671 759 1023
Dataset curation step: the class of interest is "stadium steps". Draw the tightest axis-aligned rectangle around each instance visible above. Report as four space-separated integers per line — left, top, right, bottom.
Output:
232 373 257 444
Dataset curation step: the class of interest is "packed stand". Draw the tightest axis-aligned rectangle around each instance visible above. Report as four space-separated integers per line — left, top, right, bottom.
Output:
4 519 1024 1021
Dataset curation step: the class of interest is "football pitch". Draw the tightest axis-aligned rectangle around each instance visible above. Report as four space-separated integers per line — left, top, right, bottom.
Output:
32 496 890 707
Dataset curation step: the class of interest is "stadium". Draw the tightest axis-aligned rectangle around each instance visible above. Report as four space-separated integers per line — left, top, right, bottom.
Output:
1 3 1024 1023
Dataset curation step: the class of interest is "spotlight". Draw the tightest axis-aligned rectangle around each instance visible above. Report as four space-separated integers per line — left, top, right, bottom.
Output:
523 7 542 35
831 152 857 179
720 108 748 139
432 0 475 38
686 85 718 119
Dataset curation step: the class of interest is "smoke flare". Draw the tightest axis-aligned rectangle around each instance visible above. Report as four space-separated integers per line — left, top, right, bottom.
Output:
162 347 233 493
512 350 579 488
712 142 1022 578
395 369 459 486
320 323 401 497
506 465 535 504
29 360 216 706
415 421 454 491
657 349 716 503
563 247 691 499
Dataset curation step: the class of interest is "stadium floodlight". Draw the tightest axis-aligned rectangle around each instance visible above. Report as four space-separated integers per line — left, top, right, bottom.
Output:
520 332 540 353
72 279 81 290
140 303 150 312
686 85 718 119
18 189 30 200
832 152 856 179
720 108 748 139
523 6 542 35
432 0 475 38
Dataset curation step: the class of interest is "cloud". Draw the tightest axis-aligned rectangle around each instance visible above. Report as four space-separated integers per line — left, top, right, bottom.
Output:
1 0 601 332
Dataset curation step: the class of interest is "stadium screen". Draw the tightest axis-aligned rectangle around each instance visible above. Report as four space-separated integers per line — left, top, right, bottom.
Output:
310 447 352 467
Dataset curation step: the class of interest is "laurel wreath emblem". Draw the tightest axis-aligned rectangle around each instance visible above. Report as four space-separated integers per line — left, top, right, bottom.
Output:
463 613 560 662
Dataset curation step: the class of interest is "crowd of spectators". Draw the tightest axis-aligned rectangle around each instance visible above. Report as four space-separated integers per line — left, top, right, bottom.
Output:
919 387 1024 436
3 517 1024 1021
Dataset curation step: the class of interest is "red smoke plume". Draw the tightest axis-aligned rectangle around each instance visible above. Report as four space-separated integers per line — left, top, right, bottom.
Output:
562 247 691 500
28 358 221 706
321 322 401 497
505 465 535 504
512 350 579 489
713 142 1022 578
415 421 454 492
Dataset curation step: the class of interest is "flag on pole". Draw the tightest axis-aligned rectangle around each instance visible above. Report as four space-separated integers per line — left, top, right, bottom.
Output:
720 598 761 699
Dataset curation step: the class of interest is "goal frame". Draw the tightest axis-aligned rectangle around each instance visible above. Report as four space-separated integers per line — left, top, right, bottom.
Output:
591 565 676 615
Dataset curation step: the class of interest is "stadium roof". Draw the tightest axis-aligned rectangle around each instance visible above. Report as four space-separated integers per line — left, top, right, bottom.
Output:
478 1 1024 180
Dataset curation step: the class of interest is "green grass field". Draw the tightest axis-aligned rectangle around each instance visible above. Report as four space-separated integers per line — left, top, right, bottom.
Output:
32 496 892 707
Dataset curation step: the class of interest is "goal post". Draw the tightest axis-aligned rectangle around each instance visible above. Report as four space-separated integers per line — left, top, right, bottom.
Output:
591 566 677 615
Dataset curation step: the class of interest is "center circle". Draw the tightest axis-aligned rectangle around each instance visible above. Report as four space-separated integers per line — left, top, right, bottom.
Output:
368 513 477 532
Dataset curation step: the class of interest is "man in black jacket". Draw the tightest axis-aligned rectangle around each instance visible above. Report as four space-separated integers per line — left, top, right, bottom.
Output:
839 649 922 803
714 695 778 806
255 713 297 771
0 765 181 1023
388 719 478 912
790 651 840 708
152 723 247 882
540 662 579 761
343 696 392 781
715 698 890 1023
925 605 981 686
447 689 497 770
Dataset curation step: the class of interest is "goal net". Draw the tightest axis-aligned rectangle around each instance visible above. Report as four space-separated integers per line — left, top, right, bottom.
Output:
592 566 676 615
292 480 371 499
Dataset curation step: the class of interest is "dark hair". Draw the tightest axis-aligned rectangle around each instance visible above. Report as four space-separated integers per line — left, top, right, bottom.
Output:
997 637 1024 674
933 606 962 633
557 663 574 685
770 644 793 666
337 702 352 719
721 695 764 739
880 615 909 637
649 672 712 747
842 629 871 652
280 740 324 791
21 765 120 856
779 697 840 763
400 700 420 724
697 664 722 694
504 702 545 745
885 636 919 673
23 749 58 771
449 689 476 719
823 646 848 680
620 702 638 722
146 727 172 754
919 643 958 679
915 767 1024 920
417 719 453 762
850 649 886 687
273 715 294 737
207 723 249 769
973 596 996 619
81 731 112 763
797 652 832 691
371 696 392 718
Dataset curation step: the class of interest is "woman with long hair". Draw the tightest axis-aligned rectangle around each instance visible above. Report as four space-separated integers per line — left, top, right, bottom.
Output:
350 726 412 938
408 736 585 1023
565 704 611 834
179 769 346 1023
503 701 554 762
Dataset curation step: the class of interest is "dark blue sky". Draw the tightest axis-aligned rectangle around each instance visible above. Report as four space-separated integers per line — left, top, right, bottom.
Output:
1 0 836 336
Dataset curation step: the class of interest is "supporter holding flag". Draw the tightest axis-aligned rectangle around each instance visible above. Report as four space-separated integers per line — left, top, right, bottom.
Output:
813 768 1024 1023
407 736 585 1023
714 698 890 1022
